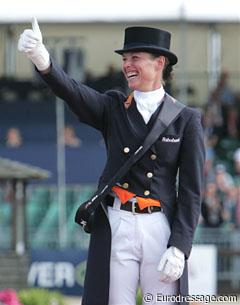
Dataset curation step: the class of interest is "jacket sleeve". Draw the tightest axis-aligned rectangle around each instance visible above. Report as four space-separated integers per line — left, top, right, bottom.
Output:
39 61 113 131
168 109 205 258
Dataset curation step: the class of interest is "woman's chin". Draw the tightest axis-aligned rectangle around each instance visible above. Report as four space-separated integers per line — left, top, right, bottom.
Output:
127 81 139 91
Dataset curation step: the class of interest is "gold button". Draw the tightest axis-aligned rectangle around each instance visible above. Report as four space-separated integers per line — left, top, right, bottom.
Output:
144 190 150 196
147 172 153 178
122 183 129 189
123 147 130 153
150 154 157 160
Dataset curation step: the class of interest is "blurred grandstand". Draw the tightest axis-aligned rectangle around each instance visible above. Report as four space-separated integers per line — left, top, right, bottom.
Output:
0 0 240 297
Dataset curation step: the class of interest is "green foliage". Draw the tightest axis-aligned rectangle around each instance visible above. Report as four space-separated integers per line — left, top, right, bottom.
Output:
18 288 66 305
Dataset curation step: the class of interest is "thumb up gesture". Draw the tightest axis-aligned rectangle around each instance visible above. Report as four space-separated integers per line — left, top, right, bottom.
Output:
18 17 50 71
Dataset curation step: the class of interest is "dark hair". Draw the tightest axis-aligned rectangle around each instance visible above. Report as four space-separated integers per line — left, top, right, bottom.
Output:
150 53 174 83
163 64 173 82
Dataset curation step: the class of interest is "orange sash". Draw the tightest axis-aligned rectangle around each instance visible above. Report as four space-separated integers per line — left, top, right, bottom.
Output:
112 185 161 210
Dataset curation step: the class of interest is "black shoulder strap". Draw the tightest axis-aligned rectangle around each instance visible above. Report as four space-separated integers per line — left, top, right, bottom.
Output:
81 94 185 213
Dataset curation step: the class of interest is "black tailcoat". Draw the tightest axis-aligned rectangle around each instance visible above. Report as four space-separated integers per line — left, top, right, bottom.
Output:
40 62 205 305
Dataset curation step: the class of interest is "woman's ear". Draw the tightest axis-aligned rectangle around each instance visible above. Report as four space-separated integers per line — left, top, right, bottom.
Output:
156 56 166 70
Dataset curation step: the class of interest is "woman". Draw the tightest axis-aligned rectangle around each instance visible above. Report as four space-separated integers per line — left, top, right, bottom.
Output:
18 21 205 305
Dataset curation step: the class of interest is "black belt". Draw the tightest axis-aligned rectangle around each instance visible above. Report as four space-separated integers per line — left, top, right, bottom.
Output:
106 195 162 214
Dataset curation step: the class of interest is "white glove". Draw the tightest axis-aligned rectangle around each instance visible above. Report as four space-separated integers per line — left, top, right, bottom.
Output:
18 17 50 71
157 246 185 283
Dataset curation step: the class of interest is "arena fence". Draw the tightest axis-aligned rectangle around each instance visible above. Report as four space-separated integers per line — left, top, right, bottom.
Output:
194 227 240 291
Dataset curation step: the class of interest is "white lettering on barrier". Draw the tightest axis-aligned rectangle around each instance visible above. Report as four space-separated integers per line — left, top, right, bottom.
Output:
55 262 75 287
28 262 75 288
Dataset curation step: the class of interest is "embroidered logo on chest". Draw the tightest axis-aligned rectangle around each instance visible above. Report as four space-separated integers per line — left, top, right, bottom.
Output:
162 136 180 143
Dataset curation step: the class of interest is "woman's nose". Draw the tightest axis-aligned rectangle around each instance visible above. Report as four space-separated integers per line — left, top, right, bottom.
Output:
123 59 131 69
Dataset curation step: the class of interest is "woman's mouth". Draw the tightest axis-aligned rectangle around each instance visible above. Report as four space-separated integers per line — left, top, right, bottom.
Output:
126 71 138 80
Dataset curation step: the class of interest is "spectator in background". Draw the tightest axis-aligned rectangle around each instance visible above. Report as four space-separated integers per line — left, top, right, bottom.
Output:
214 163 234 206
214 71 235 107
222 185 238 228
206 91 224 136
226 105 239 139
233 148 240 181
204 141 215 184
5 127 22 148
235 185 240 227
202 163 239 229
202 107 220 145
231 147 240 220
202 181 224 228
207 70 237 138
63 124 81 148
202 108 219 184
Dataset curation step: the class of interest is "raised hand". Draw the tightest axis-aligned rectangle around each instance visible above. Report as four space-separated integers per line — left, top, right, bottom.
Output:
18 17 50 71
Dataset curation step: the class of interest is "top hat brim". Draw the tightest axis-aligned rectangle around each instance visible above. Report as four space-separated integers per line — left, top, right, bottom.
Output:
115 45 178 65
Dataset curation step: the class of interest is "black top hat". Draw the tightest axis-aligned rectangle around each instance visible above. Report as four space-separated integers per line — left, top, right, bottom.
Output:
115 26 178 65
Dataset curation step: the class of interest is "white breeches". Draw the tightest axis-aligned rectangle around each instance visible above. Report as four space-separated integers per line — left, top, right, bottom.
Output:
108 199 178 305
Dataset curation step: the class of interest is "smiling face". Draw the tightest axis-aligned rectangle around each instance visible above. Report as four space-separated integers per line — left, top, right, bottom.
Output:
122 51 166 92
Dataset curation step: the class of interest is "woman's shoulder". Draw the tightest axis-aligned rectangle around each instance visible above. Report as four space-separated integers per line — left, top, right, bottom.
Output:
105 89 127 102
